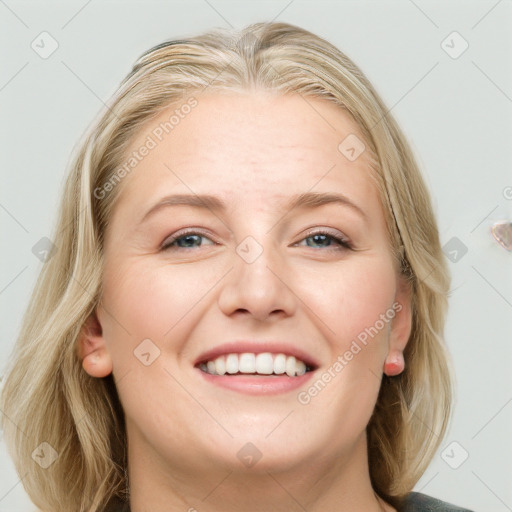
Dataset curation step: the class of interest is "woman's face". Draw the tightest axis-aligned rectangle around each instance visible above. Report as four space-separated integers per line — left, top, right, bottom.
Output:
88 91 411 479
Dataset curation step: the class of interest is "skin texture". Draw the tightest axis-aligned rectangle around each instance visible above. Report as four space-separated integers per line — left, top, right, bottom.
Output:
79 92 412 512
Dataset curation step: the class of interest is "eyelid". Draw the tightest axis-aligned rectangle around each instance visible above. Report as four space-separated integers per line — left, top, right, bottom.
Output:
301 226 351 244
160 228 216 249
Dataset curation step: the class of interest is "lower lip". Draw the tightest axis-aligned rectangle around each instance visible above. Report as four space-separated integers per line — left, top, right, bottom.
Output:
196 368 315 395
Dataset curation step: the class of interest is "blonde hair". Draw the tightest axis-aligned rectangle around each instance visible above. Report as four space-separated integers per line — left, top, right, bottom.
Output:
1 21 452 511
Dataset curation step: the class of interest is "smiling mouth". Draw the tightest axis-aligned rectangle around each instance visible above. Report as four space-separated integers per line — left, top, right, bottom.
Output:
197 352 315 377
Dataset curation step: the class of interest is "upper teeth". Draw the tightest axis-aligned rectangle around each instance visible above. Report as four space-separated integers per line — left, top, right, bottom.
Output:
200 353 308 377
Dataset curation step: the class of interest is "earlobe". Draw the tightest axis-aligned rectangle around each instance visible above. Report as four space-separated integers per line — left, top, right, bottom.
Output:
384 275 413 377
383 352 405 376
77 310 113 378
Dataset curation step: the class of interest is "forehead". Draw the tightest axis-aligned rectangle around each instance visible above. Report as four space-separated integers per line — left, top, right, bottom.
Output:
114 91 381 217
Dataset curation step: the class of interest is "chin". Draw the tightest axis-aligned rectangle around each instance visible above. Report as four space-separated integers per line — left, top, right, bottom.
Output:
202 424 323 474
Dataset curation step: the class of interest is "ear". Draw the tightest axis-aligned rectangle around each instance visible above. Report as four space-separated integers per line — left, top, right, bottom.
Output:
384 275 413 377
77 308 113 378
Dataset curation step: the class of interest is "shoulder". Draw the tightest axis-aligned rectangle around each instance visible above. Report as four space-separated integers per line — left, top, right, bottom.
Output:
401 492 475 512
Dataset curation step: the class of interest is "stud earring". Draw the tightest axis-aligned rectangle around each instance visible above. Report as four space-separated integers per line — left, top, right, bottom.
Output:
384 353 405 376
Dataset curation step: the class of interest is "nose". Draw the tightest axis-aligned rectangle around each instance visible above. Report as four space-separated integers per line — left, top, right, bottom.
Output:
217 238 297 322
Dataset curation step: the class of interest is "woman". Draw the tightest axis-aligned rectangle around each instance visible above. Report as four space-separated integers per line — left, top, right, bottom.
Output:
1 22 474 512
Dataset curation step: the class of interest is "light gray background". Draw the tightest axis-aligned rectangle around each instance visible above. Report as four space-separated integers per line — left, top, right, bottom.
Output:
1 1 511 511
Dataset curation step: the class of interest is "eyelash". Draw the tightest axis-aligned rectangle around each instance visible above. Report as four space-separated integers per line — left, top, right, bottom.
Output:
161 228 353 252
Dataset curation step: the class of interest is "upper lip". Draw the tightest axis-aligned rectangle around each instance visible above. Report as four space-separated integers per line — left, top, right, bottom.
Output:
194 341 319 369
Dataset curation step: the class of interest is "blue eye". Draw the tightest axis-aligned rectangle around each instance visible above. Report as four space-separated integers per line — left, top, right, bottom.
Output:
297 231 352 251
161 229 352 251
162 231 215 250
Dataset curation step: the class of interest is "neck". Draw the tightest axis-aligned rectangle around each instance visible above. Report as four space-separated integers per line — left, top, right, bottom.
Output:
126 431 394 512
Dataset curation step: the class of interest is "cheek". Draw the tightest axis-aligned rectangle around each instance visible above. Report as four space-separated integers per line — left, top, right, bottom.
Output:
294 259 396 434
294 260 394 410
295 256 397 352
99 260 218 358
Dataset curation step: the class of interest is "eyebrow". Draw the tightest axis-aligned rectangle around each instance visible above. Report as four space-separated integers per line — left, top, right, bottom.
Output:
140 191 369 224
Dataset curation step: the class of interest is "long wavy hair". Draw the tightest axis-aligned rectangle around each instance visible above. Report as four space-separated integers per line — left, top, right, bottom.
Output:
1 21 452 511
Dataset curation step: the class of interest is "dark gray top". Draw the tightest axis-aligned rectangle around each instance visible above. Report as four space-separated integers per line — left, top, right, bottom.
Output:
113 492 474 511
402 492 474 511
